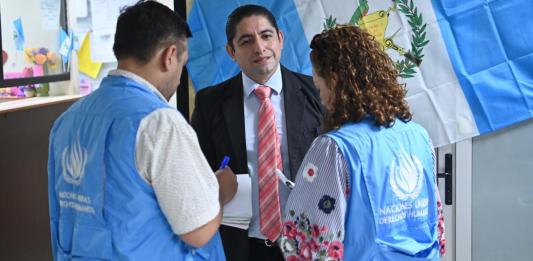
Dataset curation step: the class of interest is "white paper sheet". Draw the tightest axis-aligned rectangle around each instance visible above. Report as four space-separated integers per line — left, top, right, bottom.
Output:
222 174 252 230
90 0 137 36
74 0 88 18
40 0 61 30
90 33 116 63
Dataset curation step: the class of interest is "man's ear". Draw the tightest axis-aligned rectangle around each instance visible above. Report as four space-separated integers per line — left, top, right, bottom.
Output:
226 44 236 60
161 44 177 71
278 30 284 50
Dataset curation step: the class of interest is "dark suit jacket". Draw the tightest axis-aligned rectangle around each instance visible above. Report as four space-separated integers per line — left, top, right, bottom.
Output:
191 66 323 181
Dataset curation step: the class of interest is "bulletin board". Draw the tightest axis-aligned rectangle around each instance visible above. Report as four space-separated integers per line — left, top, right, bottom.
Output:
71 0 139 93
71 0 188 118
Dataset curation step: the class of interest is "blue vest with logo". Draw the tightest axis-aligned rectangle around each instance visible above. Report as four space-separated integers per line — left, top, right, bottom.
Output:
326 118 439 261
48 75 225 261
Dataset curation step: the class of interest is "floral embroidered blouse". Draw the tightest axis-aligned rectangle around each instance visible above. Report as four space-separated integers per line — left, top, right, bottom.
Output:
280 136 446 260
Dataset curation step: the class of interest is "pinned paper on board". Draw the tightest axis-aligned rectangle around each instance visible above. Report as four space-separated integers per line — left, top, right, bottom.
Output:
79 77 93 95
78 32 102 79
90 0 138 36
90 0 115 35
75 0 88 18
13 17 25 51
40 0 61 30
90 33 116 63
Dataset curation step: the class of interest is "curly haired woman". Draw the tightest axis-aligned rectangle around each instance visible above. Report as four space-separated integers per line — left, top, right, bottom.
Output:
280 25 445 260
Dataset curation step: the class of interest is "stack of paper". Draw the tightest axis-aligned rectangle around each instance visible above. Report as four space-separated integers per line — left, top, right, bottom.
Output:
222 174 252 230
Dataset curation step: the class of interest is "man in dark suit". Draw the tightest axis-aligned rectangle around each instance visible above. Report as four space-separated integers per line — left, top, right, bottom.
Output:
191 5 323 261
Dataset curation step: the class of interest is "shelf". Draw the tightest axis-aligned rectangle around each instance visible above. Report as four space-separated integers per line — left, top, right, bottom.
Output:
0 95 81 114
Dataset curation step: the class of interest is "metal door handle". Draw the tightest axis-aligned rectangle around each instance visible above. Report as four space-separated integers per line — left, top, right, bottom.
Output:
437 153 453 205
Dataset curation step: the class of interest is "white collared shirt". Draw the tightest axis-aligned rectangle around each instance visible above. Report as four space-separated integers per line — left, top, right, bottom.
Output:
242 65 292 239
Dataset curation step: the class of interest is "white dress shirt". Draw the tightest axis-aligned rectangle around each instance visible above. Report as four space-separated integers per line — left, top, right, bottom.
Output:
241 65 291 239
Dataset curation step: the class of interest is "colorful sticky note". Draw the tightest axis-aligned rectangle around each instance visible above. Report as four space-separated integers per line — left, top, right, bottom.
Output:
13 17 25 51
78 32 102 79
79 78 93 96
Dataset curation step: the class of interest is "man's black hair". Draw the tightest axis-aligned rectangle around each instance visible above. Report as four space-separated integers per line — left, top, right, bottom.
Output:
113 0 192 63
225 4 279 49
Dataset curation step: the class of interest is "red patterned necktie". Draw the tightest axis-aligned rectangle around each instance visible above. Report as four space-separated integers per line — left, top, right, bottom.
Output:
254 85 283 242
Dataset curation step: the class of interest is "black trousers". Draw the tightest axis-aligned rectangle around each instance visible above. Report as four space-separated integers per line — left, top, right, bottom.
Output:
219 225 284 261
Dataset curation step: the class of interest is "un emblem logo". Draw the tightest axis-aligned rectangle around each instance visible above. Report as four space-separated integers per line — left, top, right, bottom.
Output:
61 139 88 186
389 148 424 200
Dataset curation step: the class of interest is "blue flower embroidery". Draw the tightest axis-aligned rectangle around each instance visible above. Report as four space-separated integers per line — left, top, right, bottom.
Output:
318 195 336 214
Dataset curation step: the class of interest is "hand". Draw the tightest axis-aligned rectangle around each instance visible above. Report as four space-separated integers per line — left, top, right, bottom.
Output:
214 167 238 205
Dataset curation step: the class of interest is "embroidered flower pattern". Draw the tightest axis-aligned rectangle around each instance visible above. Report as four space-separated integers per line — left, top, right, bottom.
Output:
437 200 447 256
283 220 298 239
303 163 318 183
281 212 343 261
318 195 336 214
327 241 343 259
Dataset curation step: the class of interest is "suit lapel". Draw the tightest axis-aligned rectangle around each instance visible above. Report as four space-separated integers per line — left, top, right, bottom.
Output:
282 66 306 180
222 74 247 171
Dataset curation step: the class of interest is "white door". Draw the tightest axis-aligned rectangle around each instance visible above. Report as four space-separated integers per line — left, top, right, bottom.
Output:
469 119 533 260
449 118 533 261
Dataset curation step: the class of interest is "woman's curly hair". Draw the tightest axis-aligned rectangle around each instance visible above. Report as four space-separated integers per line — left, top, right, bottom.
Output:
310 25 412 131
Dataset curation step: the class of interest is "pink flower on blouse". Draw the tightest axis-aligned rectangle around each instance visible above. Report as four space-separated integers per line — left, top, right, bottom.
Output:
327 241 343 259
296 231 306 242
283 221 297 239
281 212 343 261
311 224 327 238
310 239 320 251
286 255 298 261
302 163 318 183
299 242 313 260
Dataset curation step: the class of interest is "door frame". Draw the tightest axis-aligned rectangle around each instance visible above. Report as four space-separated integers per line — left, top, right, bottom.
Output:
455 139 472 261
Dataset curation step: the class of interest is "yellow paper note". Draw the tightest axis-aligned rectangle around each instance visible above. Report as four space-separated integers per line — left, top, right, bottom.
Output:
78 32 102 79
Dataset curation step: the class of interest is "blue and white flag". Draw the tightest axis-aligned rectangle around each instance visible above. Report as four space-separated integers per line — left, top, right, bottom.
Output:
187 0 533 147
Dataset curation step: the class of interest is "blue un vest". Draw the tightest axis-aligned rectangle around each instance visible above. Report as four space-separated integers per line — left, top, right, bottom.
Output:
48 75 225 261
326 119 439 261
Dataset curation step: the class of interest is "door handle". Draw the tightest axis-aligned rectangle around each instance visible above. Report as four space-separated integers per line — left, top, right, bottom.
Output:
437 153 453 205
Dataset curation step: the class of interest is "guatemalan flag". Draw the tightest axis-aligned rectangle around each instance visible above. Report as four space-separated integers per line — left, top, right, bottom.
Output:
186 0 533 147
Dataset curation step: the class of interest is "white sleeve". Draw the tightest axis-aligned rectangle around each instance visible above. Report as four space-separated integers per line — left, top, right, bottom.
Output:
135 108 220 235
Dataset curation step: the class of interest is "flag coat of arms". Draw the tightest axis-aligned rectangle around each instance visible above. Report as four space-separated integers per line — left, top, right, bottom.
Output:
187 0 533 147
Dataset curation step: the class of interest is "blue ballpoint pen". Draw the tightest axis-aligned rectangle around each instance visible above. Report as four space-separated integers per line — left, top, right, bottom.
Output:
218 156 230 169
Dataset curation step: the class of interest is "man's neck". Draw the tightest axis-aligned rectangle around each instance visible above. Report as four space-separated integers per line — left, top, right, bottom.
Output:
243 65 280 85
117 60 159 88
249 76 270 85
116 60 171 101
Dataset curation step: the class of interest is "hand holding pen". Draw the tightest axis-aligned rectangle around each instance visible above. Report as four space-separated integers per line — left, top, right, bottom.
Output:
214 156 237 205
218 156 230 169
214 156 230 176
